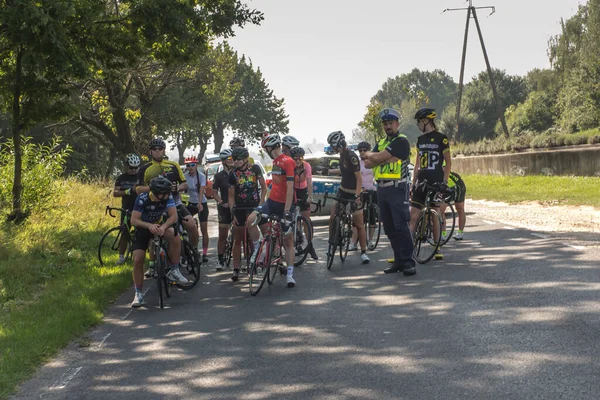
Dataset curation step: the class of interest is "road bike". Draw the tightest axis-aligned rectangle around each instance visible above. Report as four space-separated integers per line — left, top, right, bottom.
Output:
412 180 444 264
248 213 287 296
323 192 355 270
98 206 134 267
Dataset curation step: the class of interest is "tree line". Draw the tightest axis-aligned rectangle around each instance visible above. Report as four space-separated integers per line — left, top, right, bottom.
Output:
356 0 600 147
0 0 288 220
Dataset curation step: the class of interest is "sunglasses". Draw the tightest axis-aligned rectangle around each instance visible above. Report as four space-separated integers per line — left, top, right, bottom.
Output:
358 149 367 152
150 147 164 151
293 157 303 161
186 163 197 167
129 166 139 170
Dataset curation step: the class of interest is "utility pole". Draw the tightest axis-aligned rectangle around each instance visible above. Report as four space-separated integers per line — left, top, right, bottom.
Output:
443 1 509 141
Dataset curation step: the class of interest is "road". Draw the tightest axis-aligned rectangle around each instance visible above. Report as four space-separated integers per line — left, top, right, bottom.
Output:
13 205 600 399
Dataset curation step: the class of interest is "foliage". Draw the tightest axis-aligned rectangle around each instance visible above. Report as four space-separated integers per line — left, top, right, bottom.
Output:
0 137 71 215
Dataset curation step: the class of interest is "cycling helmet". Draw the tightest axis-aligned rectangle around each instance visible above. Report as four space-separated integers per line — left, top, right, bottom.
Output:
282 135 300 148
327 131 346 148
289 146 305 158
149 176 172 195
125 153 141 167
149 137 166 149
261 133 281 149
229 137 245 147
414 108 437 120
357 141 371 151
219 148 233 160
231 146 249 160
184 155 198 164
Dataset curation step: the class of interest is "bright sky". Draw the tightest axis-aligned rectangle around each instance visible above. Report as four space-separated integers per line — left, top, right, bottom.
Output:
228 0 584 145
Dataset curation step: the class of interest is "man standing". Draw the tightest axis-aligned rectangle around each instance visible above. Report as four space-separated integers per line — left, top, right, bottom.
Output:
113 153 141 265
361 108 416 276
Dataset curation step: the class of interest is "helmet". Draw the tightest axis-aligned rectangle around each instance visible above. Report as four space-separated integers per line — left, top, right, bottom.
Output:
229 137 245 147
184 155 198 164
414 108 437 120
149 137 166 149
327 131 346 148
357 141 371 151
231 146 249 160
261 133 281 149
149 176 172 195
219 148 233 160
125 153 141 167
282 135 300 148
289 146 305 158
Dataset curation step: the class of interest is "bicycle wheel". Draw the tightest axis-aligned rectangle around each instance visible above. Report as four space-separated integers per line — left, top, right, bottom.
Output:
413 209 442 264
440 203 456 247
293 216 313 267
98 226 129 267
339 216 351 261
224 227 233 268
156 247 165 309
267 238 280 285
249 237 271 296
366 204 382 251
176 240 201 290
243 233 254 272
326 216 340 270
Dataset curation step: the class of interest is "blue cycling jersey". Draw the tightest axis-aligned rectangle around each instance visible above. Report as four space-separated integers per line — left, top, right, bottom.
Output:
133 192 175 223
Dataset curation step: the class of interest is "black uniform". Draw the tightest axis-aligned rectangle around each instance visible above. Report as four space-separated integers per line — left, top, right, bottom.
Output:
412 131 450 208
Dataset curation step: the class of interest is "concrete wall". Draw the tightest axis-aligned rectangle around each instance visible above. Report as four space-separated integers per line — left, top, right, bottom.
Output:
452 145 600 176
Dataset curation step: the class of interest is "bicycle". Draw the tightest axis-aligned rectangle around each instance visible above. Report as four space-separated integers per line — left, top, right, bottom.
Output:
412 180 444 264
152 234 172 309
291 199 320 267
323 192 355 270
248 212 287 296
98 206 134 267
223 206 255 273
440 187 457 247
175 217 202 290
361 191 381 251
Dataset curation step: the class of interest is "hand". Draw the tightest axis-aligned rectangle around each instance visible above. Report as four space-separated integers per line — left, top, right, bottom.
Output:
156 225 165 236
439 182 448 193
171 182 178 193
321 167 329 176
283 211 292 221
233 216 239 226
354 195 362 207
124 188 132 196
149 224 161 235
198 203 203 212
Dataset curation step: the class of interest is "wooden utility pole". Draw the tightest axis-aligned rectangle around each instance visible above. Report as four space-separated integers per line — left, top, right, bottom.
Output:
443 1 509 141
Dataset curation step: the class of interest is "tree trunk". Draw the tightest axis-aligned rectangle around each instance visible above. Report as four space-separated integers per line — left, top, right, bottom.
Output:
10 49 25 222
175 131 186 164
212 121 225 153
196 131 209 164
104 151 117 180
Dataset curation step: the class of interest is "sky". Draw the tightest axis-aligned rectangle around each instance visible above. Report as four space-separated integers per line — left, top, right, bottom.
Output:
225 0 584 148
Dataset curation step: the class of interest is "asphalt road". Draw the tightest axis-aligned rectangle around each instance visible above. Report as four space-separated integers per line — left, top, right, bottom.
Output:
13 205 600 399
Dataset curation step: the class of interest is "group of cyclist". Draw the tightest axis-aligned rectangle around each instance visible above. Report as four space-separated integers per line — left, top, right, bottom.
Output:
112 106 468 307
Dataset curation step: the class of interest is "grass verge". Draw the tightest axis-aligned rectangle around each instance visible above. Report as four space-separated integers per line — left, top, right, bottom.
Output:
0 180 131 399
463 174 600 207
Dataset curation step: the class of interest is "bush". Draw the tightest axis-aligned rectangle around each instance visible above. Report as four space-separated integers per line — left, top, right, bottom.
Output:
0 136 71 215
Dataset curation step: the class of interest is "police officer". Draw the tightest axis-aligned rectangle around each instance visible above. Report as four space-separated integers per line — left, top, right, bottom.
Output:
361 108 416 276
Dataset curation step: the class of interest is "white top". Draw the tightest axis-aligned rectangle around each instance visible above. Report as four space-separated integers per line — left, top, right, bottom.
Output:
184 171 207 204
360 158 376 191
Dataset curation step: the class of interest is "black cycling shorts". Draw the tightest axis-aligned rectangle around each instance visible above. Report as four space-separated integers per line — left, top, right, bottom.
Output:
132 225 177 252
177 204 192 220
234 203 258 226
295 188 310 212
217 205 232 225
411 182 443 210
449 180 467 204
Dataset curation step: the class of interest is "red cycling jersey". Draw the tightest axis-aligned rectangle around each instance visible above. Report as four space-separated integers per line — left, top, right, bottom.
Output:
269 154 295 203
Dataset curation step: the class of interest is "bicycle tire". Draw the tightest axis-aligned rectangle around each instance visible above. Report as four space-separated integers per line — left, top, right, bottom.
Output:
366 204 382 251
249 237 271 296
440 202 456 247
326 216 340 270
339 216 351 261
244 233 254 272
267 237 279 285
293 216 313 267
98 226 128 267
413 209 442 264
156 246 165 309
176 240 201 290
224 228 233 268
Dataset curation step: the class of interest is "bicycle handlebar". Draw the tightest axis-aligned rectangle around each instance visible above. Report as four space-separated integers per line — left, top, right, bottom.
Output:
250 213 286 227
105 206 129 219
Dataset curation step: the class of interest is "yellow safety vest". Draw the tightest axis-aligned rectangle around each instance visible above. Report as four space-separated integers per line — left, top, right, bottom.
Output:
373 134 406 181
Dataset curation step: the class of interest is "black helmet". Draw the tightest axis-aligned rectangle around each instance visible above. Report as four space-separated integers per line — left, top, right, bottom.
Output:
357 141 371 151
231 146 249 160
149 137 166 149
414 108 437 120
149 176 172 195
289 146 305 158
229 137 245 147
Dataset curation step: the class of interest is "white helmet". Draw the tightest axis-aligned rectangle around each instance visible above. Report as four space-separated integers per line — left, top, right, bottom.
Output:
282 135 300 148
125 153 141 167
219 148 233 160
261 133 281 149
327 131 346 148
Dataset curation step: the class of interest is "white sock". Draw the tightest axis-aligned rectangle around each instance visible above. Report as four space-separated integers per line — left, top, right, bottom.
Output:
287 265 293 277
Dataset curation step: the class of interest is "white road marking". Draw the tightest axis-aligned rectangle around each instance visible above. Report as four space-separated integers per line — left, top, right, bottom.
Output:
482 220 496 225
97 332 111 348
49 366 82 390
566 244 585 250
531 233 549 239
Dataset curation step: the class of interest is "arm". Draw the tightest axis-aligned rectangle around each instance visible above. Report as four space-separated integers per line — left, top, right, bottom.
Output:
412 150 420 187
285 180 294 212
161 206 178 231
307 175 313 200
113 183 126 198
228 187 235 211
364 150 397 166
258 176 267 204
442 150 451 182
354 171 362 198
135 167 149 194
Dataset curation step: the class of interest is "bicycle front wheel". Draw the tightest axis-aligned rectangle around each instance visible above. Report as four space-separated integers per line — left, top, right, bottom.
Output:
366 204 382 251
293 216 313 267
176 240 201 290
326 216 340 270
224 228 233 268
98 226 129 267
440 203 456 247
339 217 351 262
413 209 442 264
249 237 271 296
156 247 165 309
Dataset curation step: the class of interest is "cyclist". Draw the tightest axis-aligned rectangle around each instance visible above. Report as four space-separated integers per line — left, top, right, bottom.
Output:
136 137 198 277
410 108 451 261
229 137 255 165
361 108 415 275
184 155 210 263
228 146 267 281
440 171 467 240
281 135 300 156
113 153 140 264
213 149 234 271
324 131 370 264
290 146 318 260
247 133 297 288
350 141 378 251
130 176 188 308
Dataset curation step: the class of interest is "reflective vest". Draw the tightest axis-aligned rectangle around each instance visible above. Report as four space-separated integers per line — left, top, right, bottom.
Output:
373 134 407 181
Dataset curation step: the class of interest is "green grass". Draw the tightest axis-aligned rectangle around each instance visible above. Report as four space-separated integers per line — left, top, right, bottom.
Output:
463 174 600 207
0 180 131 399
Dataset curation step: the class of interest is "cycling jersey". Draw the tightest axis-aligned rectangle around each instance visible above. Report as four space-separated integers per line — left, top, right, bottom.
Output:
339 149 360 191
115 173 138 211
184 170 207 204
416 131 450 184
213 169 230 204
269 154 295 203
228 164 263 204
359 158 376 190
294 161 312 190
133 192 175 223
137 159 186 205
